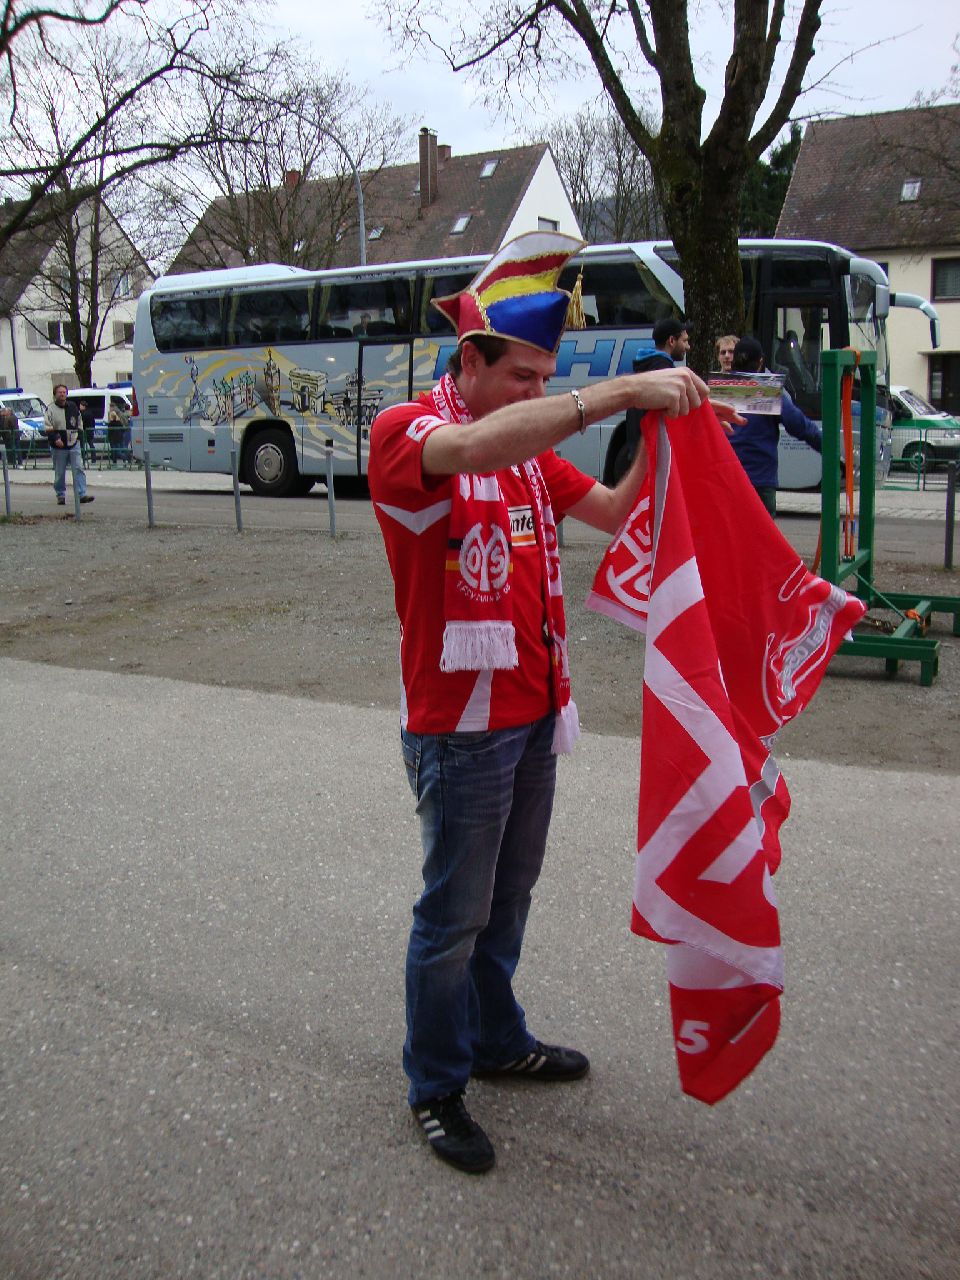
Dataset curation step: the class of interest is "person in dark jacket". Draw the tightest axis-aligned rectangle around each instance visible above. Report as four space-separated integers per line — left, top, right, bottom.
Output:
0 405 19 466
623 319 693 468
77 399 97 464
634 317 690 373
727 336 822 517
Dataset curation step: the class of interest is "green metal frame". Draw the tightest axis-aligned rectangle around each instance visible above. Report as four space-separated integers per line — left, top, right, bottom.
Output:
819 349 960 687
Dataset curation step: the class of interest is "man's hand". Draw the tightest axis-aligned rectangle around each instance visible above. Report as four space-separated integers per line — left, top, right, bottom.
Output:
621 366 707 418
708 399 747 434
615 367 746 434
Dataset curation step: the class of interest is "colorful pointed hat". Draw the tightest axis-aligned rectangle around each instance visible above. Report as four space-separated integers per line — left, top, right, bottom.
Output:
432 231 586 355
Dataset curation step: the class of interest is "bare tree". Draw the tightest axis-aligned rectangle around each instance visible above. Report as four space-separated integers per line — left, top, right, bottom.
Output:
0 0 136 76
381 0 824 371
154 49 406 272
0 0 267 252
0 11 265 381
537 104 665 243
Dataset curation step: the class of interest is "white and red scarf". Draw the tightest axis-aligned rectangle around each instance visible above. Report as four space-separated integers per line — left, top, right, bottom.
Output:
588 406 866 1103
431 373 580 753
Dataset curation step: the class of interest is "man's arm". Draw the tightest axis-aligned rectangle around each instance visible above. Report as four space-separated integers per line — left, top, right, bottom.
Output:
781 392 823 453
43 406 64 446
565 441 650 534
421 368 709 478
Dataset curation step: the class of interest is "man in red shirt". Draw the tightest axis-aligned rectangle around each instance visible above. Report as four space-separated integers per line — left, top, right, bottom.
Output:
369 233 732 1174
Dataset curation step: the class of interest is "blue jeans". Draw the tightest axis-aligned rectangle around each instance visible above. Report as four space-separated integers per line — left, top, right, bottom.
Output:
51 443 87 499
401 714 557 1105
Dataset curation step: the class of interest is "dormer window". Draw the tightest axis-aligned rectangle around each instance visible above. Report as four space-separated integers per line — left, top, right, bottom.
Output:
451 214 471 235
900 179 921 203
479 159 498 179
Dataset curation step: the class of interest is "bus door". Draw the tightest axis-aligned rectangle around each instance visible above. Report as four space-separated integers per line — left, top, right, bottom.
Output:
355 334 416 475
315 275 416 476
411 267 475 402
758 258 840 489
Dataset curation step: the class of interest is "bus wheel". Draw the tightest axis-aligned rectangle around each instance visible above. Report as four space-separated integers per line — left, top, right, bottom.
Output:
247 428 297 496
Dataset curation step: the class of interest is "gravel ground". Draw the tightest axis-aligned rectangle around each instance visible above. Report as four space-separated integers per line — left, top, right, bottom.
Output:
2 504 959 772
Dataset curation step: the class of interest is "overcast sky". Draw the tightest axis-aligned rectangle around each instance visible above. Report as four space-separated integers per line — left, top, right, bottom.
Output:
274 0 957 160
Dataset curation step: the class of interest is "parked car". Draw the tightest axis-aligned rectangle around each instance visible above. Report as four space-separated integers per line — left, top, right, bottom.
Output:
889 385 960 467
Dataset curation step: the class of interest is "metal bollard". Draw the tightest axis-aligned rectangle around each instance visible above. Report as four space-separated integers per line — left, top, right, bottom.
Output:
69 454 82 520
230 446 243 533
324 443 336 538
945 461 957 571
1 444 10 517
143 449 156 528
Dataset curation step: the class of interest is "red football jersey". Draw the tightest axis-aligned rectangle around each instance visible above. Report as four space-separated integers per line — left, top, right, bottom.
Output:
369 393 595 734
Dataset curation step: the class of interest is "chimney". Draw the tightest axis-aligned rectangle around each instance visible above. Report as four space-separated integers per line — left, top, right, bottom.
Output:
418 127 438 212
437 144 451 163
284 169 301 191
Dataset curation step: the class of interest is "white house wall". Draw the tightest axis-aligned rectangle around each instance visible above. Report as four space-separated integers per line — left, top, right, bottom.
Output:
882 248 959 397
0 204 148 396
500 155 582 244
1 303 139 397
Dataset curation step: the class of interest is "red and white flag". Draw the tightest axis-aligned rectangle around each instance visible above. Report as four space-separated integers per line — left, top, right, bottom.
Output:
587 406 866 1103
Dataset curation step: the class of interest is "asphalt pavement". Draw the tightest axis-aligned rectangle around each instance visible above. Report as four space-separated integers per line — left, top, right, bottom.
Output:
1 656 957 1279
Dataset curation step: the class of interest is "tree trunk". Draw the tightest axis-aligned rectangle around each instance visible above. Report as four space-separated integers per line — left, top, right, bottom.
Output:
658 157 747 377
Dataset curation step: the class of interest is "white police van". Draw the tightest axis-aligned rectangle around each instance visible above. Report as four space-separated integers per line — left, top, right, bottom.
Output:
0 388 47 452
65 383 135 448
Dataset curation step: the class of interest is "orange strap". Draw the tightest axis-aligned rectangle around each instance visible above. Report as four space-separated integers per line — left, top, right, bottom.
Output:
840 350 860 558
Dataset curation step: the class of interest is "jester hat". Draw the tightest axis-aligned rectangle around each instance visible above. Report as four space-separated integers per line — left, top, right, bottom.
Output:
432 230 586 355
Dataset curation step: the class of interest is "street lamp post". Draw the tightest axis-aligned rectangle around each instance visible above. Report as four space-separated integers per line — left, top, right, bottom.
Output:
316 123 366 267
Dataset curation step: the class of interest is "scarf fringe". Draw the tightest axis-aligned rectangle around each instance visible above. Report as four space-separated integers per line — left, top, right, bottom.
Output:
552 699 581 754
440 621 518 673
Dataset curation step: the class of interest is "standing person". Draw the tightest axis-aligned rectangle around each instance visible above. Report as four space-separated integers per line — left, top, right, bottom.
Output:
77 398 98 465
714 334 738 372
623 317 693 466
0 404 19 467
727 335 821 517
107 401 131 465
44 384 94 505
368 233 739 1175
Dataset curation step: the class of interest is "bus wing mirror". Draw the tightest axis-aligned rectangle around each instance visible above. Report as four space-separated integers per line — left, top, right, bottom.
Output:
890 292 941 350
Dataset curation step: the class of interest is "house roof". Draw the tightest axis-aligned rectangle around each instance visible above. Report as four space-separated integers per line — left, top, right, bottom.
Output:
0 198 61 313
0 192 152 313
169 142 566 274
776 105 960 252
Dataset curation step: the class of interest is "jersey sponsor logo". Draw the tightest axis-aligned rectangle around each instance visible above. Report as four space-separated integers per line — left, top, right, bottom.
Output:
508 504 536 548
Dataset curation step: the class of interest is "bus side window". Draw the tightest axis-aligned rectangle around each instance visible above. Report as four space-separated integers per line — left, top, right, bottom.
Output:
151 294 225 352
419 272 475 334
558 261 667 328
322 277 414 337
227 286 312 347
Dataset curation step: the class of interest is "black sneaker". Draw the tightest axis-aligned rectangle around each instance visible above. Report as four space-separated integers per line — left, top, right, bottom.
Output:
473 1040 590 1082
411 1091 495 1174
79 494 95 504
56 496 65 505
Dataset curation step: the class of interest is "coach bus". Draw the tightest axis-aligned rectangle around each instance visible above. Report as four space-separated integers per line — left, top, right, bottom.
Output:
131 240 935 496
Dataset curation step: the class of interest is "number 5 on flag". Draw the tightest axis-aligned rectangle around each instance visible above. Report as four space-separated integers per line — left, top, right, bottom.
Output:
676 1020 710 1054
